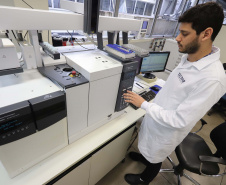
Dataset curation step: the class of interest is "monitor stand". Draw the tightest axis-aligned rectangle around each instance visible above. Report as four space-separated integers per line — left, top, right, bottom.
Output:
137 73 157 83
143 72 156 79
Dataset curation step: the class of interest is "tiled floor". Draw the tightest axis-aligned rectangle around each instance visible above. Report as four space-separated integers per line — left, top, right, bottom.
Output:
96 112 226 185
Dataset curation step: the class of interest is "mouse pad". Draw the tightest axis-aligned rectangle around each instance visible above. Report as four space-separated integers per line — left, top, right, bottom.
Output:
149 85 162 94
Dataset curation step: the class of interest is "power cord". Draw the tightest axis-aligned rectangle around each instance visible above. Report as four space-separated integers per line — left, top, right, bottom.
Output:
22 0 34 9
67 30 91 50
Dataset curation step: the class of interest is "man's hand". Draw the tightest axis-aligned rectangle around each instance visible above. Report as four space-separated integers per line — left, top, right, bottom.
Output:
123 90 145 108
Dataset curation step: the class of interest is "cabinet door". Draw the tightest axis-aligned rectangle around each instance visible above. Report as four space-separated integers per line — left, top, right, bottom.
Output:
89 126 135 185
53 159 90 185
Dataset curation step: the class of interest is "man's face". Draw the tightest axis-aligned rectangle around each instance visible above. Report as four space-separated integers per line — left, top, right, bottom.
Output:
176 23 201 54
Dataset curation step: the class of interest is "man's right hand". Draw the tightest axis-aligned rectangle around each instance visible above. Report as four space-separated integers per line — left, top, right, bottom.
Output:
123 90 145 108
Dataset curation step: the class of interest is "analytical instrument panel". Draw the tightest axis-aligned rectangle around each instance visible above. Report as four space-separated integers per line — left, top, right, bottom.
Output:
38 64 89 89
0 91 66 146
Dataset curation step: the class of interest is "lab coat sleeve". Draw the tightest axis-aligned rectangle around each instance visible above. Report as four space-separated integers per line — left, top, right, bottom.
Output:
141 80 225 129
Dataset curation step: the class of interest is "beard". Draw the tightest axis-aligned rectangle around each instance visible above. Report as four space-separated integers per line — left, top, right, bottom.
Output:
178 36 200 54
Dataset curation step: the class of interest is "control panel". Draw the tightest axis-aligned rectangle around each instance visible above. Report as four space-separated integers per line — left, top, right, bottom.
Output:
0 101 36 146
38 64 89 89
115 60 139 111
0 91 66 146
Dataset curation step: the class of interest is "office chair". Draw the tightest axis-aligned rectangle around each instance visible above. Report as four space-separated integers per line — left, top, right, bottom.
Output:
160 119 226 185
208 94 226 119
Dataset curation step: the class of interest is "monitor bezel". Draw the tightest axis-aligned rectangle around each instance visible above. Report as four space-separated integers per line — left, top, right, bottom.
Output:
140 51 170 74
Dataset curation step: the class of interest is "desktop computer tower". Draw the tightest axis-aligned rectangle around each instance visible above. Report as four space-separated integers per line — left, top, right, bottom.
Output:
115 60 139 111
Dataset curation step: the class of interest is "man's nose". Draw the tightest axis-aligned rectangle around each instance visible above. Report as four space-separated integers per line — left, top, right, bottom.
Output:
175 34 181 42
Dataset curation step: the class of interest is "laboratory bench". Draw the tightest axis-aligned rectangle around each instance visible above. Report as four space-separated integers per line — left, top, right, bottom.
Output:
0 77 160 185
0 98 146 185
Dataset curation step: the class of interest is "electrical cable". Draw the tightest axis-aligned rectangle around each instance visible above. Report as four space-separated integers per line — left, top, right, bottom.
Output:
67 30 91 50
11 30 21 47
24 31 28 39
12 30 17 40
21 0 34 9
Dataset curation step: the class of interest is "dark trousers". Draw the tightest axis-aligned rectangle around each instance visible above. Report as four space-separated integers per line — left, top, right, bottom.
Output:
140 155 162 183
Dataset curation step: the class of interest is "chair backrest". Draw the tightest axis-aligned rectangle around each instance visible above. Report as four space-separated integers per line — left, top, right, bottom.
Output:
210 122 226 159
222 94 226 101
223 63 226 70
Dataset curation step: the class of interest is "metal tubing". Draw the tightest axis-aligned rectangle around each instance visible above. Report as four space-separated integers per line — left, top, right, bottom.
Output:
183 173 200 185
159 169 175 173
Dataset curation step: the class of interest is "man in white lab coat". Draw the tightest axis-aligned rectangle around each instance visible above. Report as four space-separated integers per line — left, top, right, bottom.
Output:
123 2 226 185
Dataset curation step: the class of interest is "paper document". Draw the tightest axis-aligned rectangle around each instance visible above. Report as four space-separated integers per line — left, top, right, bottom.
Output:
155 79 166 87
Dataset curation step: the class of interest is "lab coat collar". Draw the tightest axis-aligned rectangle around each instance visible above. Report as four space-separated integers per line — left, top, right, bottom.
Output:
179 46 220 71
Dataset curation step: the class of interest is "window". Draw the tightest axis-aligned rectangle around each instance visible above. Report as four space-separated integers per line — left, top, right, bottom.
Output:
134 1 146 15
49 0 197 37
125 0 136 14
48 0 61 8
100 0 116 12
144 3 154 16
151 0 196 37
119 0 154 16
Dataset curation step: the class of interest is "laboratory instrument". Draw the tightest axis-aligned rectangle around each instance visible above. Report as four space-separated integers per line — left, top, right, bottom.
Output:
0 70 68 178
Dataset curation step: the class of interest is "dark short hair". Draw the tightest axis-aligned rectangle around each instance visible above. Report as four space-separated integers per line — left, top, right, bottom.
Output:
178 2 224 41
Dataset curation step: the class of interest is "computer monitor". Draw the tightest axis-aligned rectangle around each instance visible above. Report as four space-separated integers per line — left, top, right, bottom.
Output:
140 51 170 79
141 20 148 32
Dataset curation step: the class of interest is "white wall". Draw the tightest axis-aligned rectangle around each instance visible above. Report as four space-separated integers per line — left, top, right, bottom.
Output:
214 25 226 63
0 0 14 6
14 0 48 10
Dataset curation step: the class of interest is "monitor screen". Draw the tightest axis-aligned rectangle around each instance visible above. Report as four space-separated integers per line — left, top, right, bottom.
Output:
140 52 170 73
141 21 148 30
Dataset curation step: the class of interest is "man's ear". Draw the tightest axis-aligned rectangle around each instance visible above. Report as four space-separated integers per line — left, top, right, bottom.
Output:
201 27 213 41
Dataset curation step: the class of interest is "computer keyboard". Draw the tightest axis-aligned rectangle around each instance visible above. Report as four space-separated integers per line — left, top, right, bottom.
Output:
130 90 156 110
122 44 149 57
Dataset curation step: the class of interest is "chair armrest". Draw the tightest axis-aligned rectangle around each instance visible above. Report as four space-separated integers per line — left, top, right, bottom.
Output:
192 119 207 134
199 155 226 177
199 155 226 165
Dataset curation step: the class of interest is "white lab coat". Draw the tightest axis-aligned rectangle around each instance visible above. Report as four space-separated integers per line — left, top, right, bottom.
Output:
138 46 226 163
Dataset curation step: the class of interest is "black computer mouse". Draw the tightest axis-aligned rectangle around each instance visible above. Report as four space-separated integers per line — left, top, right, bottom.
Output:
150 86 160 91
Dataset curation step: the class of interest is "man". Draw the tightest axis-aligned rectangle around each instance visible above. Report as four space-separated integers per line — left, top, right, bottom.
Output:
123 2 226 185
